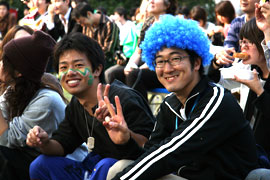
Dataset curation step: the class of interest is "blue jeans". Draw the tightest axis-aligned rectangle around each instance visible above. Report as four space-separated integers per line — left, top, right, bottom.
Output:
30 152 117 180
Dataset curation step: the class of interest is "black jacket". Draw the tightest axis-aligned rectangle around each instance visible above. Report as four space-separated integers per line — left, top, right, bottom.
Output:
244 66 270 155
208 62 270 155
51 80 154 159
113 76 258 180
48 8 82 41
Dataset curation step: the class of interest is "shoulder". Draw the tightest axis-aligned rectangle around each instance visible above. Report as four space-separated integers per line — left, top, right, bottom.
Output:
30 88 66 107
230 15 245 26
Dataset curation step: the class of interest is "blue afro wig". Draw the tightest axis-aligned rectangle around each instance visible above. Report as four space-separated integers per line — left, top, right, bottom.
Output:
140 14 214 70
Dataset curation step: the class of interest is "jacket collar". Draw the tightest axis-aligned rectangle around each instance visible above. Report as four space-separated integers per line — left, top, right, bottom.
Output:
164 75 210 119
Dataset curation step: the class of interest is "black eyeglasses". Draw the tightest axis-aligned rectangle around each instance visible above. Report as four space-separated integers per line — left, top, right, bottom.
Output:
153 56 189 68
239 39 253 47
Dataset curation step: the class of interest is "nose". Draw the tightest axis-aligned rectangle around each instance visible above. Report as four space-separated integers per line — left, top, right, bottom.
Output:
66 69 77 76
163 61 174 72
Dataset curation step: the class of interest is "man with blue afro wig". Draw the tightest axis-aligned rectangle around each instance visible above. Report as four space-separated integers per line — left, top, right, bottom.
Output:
106 15 258 180
140 14 213 71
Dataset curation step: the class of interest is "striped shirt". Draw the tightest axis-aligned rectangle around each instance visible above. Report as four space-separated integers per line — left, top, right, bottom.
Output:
224 14 246 52
83 14 119 64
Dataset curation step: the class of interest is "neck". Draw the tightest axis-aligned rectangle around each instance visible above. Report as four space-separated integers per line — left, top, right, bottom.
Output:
61 7 69 17
77 81 100 114
38 7 47 15
258 61 270 79
153 12 165 22
176 74 201 106
120 18 126 25
92 13 101 27
245 12 254 22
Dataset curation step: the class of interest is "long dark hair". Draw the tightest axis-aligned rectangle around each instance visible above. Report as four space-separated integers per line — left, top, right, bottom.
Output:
2 57 41 119
2 58 68 120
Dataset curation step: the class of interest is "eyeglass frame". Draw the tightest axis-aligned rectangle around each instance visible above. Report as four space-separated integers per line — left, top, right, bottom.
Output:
153 55 190 68
239 39 254 47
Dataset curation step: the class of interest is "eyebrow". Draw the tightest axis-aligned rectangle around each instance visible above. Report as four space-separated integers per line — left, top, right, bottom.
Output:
59 59 84 65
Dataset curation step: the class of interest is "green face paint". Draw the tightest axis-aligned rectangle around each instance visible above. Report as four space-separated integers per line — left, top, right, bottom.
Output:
58 67 94 85
76 67 94 85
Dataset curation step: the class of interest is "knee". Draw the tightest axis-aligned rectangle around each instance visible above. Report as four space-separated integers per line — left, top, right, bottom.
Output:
29 155 52 177
96 158 117 170
245 168 270 180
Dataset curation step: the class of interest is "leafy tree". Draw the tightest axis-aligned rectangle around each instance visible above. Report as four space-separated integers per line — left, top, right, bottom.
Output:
7 0 216 23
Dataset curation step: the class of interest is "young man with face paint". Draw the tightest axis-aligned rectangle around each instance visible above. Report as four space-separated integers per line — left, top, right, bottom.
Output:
26 32 154 180
103 15 258 180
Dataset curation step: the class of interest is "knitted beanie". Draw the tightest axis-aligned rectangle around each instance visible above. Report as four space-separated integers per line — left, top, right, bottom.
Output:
3 30 56 82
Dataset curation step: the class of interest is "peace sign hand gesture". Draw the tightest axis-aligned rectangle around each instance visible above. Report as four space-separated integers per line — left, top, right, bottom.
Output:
94 83 114 121
102 95 131 145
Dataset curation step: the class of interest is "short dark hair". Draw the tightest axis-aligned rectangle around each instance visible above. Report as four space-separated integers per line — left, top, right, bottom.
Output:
72 2 93 19
239 17 264 56
186 49 204 76
54 32 105 83
115 7 128 20
164 0 177 15
215 1 235 24
190 6 207 26
0 1 9 10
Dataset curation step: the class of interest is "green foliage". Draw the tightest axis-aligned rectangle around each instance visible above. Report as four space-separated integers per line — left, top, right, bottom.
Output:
88 0 216 22
7 0 216 23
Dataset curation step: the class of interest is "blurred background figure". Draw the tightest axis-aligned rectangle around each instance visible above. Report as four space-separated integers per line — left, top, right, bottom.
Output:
73 2 120 69
215 0 236 39
190 5 216 37
177 6 190 19
0 1 16 41
70 0 87 9
19 0 50 31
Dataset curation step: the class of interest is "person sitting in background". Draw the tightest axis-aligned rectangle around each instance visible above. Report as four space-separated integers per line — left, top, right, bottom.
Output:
0 1 16 41
73 2 120 69
45 0 82 41
215 1 236 39
190 5 216 37
20 0 50 31
105 7 138 84
177 6 190 19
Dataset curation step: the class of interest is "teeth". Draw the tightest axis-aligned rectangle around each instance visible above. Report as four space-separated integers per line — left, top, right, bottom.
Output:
67 80 79 85
166 76 177 80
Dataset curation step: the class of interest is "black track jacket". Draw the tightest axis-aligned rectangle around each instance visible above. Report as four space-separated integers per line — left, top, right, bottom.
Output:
113 76 258 180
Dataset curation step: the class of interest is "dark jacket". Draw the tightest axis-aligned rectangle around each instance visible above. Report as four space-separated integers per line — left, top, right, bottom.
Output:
51 80 154 159
113 76 258 180
48 8 82 41
243 66 270 155
208 61 270 156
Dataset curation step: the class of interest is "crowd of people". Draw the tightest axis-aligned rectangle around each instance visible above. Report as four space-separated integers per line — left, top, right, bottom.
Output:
0 0 270 179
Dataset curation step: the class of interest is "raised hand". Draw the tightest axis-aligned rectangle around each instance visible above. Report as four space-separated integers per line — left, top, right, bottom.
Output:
102 95 130 145
26 126 49 148
234 69 264 96
94 83 114 121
